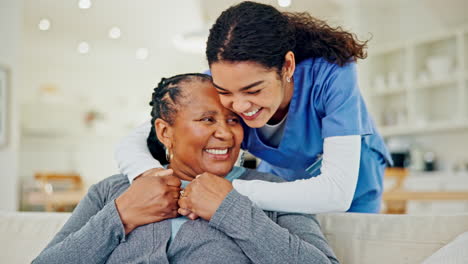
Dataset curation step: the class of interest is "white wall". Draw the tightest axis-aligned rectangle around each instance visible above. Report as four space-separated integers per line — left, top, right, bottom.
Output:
18 1 207 190
358 0 468 172
358 0 468 47
0 0 23 211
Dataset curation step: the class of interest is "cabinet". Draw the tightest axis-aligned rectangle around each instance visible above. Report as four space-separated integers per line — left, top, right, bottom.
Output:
362 27 468 137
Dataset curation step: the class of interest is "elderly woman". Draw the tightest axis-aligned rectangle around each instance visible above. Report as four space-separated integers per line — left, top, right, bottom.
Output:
33 73 339 264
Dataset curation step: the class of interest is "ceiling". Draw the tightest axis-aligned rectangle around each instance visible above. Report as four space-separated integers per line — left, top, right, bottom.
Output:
18 0 468 108
23 0 206 52
22 0 352 57
21 0 468 56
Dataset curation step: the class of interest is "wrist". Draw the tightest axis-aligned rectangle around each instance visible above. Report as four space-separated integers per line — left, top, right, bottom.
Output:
115 196 133 231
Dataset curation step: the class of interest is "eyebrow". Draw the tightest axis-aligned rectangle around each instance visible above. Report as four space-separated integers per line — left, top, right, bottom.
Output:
213 80 264 92
199 110 218 116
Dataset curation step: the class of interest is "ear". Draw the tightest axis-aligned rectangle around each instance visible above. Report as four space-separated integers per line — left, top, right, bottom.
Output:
155 118 173 149
282 51 296 79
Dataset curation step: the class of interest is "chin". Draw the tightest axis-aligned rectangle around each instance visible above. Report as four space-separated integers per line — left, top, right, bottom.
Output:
244 118 267 128
242 115 265 127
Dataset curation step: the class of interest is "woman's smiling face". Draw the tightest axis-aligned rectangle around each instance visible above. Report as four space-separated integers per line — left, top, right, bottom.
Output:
166 81 244 178
210 60 294 127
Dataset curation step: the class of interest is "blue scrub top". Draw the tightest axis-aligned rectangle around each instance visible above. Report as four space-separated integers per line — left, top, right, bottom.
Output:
240 58 392 213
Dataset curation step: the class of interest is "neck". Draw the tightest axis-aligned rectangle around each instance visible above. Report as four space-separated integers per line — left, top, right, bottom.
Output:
167 160 197 182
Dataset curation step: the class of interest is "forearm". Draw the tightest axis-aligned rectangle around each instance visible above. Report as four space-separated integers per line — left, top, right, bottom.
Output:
209 190 339 264
33 201 125 264
233 135 361 214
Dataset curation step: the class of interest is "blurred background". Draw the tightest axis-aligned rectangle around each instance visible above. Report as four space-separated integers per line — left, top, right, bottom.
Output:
1 0 468 214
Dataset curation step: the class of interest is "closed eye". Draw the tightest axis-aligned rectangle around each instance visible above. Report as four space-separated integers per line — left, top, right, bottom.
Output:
216 89 231 95
246 89 261 95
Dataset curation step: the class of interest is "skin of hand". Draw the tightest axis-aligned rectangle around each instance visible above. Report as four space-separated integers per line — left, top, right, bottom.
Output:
138 169 199 220
178 172 233 221
115 169 181 234
178 208 199 220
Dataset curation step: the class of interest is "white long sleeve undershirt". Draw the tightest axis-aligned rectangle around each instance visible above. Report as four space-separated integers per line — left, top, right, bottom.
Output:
115 121 162 182
115 120 361 213
233 135 361 214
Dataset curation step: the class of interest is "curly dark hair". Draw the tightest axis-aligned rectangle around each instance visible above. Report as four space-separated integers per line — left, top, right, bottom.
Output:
206 1 368 73
147 73 212 164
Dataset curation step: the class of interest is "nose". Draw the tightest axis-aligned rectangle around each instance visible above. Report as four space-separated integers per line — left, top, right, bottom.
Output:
214 121 234 142
231 97 252 113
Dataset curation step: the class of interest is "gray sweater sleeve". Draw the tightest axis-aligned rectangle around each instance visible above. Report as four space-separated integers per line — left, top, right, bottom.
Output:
209 189 339 264
32 183 126 264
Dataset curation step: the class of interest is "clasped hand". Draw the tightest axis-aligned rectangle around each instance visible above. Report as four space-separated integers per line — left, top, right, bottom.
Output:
115 169 232 235
178 172 233 221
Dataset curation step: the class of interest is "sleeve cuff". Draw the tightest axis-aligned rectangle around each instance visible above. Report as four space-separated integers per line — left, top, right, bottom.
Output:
232 179 253 197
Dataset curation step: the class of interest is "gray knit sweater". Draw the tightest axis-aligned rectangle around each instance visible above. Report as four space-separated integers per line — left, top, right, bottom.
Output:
33 169 339 264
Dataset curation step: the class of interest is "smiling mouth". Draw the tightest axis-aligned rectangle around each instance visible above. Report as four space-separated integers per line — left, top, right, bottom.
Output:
244 108 260 116
205 148 228 155
204 148 231 161
241 107 262 120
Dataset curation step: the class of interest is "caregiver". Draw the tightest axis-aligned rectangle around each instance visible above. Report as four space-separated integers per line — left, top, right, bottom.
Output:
115 1 391 213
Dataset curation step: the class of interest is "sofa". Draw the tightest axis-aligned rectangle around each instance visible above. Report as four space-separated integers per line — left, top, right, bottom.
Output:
1 211 467 264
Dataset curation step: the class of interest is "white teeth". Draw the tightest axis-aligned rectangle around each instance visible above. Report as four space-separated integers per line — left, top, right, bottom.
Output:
244 108 260 117
205 149 228 155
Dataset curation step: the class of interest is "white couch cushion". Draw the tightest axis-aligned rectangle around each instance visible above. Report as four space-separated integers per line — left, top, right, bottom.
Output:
317 213 468 264
1 211 468 264
0 211 70 263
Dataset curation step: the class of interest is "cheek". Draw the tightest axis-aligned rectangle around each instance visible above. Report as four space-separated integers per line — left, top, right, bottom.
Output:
219 95 232 109
233 126 244 144
269 82 283 99
176 125 209 150
189 131 211 148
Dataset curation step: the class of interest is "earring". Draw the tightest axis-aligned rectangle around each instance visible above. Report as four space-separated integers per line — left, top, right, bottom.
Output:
286 76 291 83
165 147 173 162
